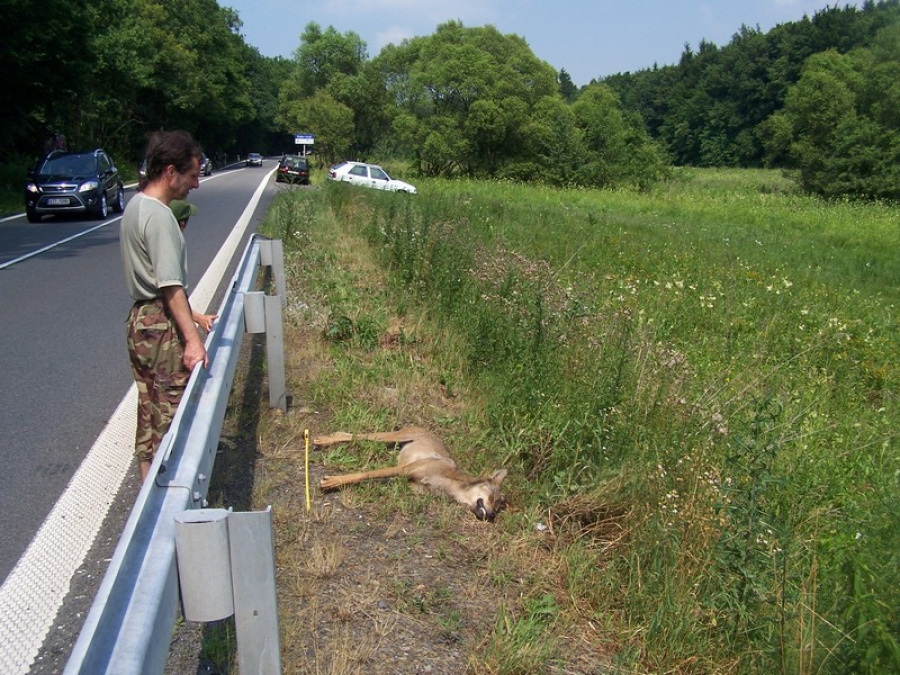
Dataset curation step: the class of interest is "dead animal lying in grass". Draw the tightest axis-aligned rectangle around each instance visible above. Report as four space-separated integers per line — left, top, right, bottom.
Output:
315 426 508 521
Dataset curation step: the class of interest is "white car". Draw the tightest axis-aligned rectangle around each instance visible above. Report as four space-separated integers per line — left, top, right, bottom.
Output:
328 161 417 194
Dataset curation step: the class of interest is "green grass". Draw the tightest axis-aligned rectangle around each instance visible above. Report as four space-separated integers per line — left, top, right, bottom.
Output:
261 170 899 674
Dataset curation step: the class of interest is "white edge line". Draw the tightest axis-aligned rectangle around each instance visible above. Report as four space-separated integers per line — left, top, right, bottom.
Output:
0 220 118 271
0 169 273 674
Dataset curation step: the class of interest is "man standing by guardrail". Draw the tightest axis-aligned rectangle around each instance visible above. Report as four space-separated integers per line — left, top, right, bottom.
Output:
120 130 211 482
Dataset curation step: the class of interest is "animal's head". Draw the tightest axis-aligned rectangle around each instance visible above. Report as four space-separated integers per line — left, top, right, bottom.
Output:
461 469 508 521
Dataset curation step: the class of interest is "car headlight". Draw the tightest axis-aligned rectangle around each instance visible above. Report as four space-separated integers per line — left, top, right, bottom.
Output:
79 180 99 193
26 183 38 194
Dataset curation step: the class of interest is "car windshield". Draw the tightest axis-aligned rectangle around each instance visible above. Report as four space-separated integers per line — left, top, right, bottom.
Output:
39 154 97 177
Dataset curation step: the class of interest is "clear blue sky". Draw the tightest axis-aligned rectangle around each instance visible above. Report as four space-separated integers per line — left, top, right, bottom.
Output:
222 0 858 86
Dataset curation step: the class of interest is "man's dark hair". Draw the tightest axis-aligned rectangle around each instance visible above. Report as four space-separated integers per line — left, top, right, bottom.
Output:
143 130 201 183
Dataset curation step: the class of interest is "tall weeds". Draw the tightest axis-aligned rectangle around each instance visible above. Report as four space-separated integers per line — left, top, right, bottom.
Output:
266 174 899 673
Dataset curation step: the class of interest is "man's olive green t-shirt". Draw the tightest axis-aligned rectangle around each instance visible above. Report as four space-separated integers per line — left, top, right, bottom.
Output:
120 194 188 302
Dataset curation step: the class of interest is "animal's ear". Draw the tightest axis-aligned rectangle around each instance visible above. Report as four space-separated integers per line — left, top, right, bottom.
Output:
491 468 508 485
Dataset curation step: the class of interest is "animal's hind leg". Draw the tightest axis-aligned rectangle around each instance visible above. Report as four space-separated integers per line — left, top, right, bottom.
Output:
314 427 426 448
312 431 354 447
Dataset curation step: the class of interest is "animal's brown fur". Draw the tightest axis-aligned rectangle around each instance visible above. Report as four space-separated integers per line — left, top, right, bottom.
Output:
315 426 507 521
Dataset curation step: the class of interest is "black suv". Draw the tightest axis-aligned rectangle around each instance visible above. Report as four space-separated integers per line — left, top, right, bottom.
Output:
25 149 125 223
275 155 310 185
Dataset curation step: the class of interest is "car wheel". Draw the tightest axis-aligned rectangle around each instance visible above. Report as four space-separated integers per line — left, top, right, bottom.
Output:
113 186 125 213
26 208 41 223
96 194 109 220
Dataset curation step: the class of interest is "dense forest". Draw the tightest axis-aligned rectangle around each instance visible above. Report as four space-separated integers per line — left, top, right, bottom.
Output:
3 0 899 197
603 0 900 198
0 0 295 167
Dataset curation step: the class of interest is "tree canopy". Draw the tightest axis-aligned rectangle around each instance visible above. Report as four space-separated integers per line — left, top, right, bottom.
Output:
603 2 900 171
771 25 900 199
4 0 277 163
279 21 665 187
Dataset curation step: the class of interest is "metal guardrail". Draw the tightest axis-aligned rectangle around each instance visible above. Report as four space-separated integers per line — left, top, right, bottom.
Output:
64 235 283 674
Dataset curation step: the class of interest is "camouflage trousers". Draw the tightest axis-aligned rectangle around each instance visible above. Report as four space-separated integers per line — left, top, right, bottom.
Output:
126 298 190 463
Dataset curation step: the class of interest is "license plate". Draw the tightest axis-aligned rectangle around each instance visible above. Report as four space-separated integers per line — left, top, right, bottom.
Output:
47 198 69 206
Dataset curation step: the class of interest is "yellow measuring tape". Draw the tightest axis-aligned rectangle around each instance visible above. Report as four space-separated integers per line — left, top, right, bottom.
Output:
304 428 311 511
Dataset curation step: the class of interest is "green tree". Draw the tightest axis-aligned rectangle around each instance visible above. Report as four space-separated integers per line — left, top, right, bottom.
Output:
656 40 721 166
279 89 353 165
279 22 390 160
290 23 367 99
777 27 900 199
558 68 579 103
781 49 863 194
331 61 393 158
379 21 666 188
464 97 530 176
1 0 96 156
518 95 585 186
4 0 261 162
573 84 668 188
383 21 558 177
237 54 297 156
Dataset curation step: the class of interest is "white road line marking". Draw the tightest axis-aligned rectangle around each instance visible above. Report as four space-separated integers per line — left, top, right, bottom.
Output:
0 173 223 271
0 219 119 270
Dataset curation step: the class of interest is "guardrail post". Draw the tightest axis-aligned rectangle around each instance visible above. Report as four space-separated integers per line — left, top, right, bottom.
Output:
264 295 286 411
174 508 281 674
242 292 287 412
229 507 280 674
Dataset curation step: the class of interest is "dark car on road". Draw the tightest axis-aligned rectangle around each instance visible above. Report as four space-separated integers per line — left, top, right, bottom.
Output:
199 153 213 176
26 149 125 223
276 155 310 185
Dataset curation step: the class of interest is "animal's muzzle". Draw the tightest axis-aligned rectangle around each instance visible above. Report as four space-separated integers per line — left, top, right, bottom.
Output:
475 499 496 522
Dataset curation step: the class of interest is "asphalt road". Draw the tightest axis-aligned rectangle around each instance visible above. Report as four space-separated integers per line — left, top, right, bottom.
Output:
0 163 278 584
